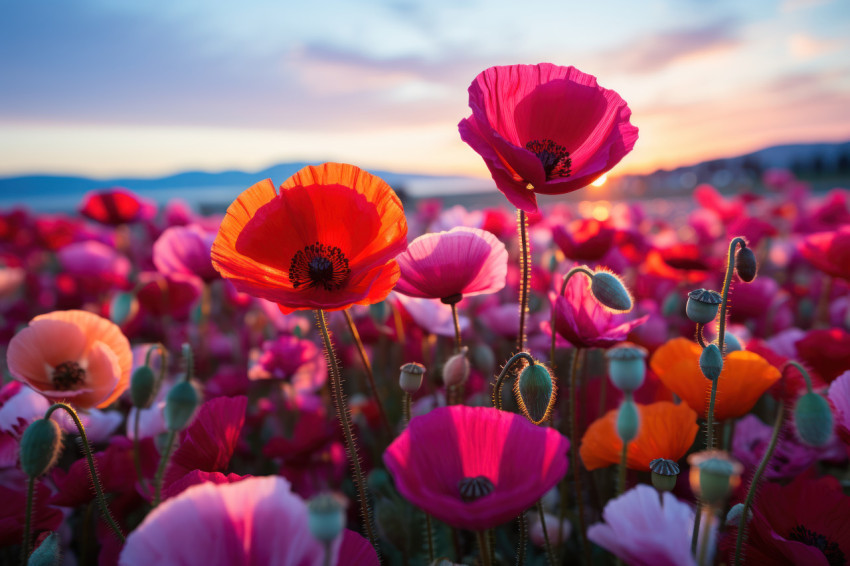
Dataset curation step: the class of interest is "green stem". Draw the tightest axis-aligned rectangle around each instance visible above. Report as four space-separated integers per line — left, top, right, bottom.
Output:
733 400 784 566
20 476 34 566
132 408 150 497
153 430 177 507
549 267 595 369
567 347 591 566
517 513 528 566
493 352 536 409
697 506 714 566
517 209 530 353
537 500 557 566
450 302 463 353
691 498 702 554
44 403 125 543
315 309 379 554
476 530 492 566
424 513 435 563
402 392 412 429
618 440 629 495
782 360 814 393
343 309 393 438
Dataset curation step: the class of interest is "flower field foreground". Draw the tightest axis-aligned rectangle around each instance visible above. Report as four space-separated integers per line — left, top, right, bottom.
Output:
1 64 849 566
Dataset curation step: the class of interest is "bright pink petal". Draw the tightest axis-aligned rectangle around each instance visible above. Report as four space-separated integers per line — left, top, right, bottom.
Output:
163 471 251 500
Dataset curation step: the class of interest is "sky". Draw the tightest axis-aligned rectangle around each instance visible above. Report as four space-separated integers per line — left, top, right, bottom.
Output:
1 0 849 181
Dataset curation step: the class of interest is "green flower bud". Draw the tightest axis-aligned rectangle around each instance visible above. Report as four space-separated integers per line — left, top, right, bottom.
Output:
794 392 834 447
726 503 752 528
308 493 346 543
724 333 742 353
442 347 470 388
616 399 640 443
606 344 648 393
688 451 742 506
27 531 61 566
699 344 723 382
735 246 757 282
130 365 157 409
109 292 138 326
20 418 63 478
513 363 556 425
590 271 633 312
399 362 426 394
649 458 679 493
164 381 200 432
661 292 682 317
686 289 722 324
369 301 390 325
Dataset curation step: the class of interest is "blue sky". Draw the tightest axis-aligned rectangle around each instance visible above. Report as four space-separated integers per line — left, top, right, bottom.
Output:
1 0 848 179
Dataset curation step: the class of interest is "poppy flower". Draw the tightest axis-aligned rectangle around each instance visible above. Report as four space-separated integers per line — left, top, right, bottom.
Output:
79 187 152 225
552 218 616 262
211 163 408 314
731 415 824 481
650 338 781 421
458 64 638 213
579 401 698 471
248 335 327 392
153 224 219 282
726 475 850 566
383 405 569 531
795 328 850 383
828 371 850 446
798 226 850 281
394 227 508 303
7 310 133 409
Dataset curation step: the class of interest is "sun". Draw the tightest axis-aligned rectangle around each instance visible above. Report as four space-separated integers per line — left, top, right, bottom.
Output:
592 174 608 187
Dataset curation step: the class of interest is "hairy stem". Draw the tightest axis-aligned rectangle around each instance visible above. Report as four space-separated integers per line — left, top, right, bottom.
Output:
343 309 392 437
476 530 492 566
153 430 177 507
493 352 536 409
568 348 591 566
517 209 530 353
537 500 557 566
451 302 463 353
618 440 629 495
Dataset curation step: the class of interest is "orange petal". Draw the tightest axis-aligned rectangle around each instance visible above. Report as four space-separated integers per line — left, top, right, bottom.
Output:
82 341 123 409
8 319 86 385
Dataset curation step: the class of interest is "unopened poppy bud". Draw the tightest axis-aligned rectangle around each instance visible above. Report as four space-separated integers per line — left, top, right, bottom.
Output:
130 365 157 409
686 289 722 324
513 363 556 425
724 333 742 353
164 381 200 432
308 493 346 543
370 301 390 325
794 392 834 447
688 451 742 506
20 418 63 477
735 246 757 282
442 347 470 388
616 398 640 443
399 362 426 394
590 271 632 312
606 343 648 392
699 344 723 381
726 503 752 528
649 458 679 493
661 292 682 317
109 292 138 326
27 531 61 566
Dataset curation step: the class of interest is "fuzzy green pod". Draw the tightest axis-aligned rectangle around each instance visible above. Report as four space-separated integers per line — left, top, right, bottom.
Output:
726 503 752 528
794 392 834 447
130 365 157 409
20 418 63 477
616 399 640 443
735 246 757 282
590 271 632 312
606 344 648 393
699 344 723 382
688 452 742 506
686 289 722 324
308 493 346 543
514 363 556 425
399 362 426 394
164 381 200 432
27 531 61 566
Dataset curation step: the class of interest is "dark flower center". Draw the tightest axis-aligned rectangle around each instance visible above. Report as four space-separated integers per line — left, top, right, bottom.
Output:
458 475 494 502
525 139 572 181
289 242 351 291
788 524 845 566
52 361 86 391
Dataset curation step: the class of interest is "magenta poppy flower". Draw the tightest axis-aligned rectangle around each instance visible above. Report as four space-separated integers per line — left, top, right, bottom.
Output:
383 405 569 531
248 335 327 392
795 328 850 383
120 476 374 566
829 371 850 447
135 272 203 319
732 415 824 481
458 63 638 213
395 227 508 303
547 274 648 349
799 226 850 281
153 224 219 282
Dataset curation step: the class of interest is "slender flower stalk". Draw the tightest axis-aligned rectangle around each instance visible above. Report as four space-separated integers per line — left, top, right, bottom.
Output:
20 476 35 566
343 310 392 437
517 209 531 353
315 309 378 553
618 441 629 495
402 392 412 428
517 514 528 566
476 530 492 566
549 267 595 368
568 347 591 566
133 343 167 498
537 501 557 566
450 302 462 353
493 352 536 408
153 430 177 506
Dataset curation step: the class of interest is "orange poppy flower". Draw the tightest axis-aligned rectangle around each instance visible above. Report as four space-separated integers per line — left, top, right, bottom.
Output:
7 310 132 409
650 337 781 422
211 163 408 313
580 401 698 471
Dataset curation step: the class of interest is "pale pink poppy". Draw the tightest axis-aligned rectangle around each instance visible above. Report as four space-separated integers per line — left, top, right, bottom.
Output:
153 224 219 282
7 310 132 409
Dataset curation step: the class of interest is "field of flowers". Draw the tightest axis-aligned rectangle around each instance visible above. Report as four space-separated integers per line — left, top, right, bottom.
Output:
1 64 849 566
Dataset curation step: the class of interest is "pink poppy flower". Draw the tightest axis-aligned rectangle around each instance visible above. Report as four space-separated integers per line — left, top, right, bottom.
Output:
79 187 154 225
57 240 132 290
153 224 219 282
732 415 824 481
547 275 648 349
119 476 372 566
829 371 850 446
383 405 569 531
395 227 508 302
392 293 471 338
135 271 203 319
799 226 850 281
588 484 710 566
248 335 327 392
7 310 132 409
459 63 638 213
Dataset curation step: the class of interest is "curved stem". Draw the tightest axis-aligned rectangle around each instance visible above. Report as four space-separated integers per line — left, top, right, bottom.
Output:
494 352 536 410
549 267 595 369
733 400 784 566
315 309 379 554
517 209 530 353
20 476 34 566
44 403 125 543
782 360 814 393
568 347 591 566
450 303 462 353
695 323 708 349
343 310 392 437
153 430 177 507
537 500 556 566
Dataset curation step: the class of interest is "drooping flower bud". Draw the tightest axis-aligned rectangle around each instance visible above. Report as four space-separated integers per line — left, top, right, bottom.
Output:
590 271 633 312
688 451 742 506
513 363 556 425
606 343 648 393
399 362 426 394
794 392 834 447
726 503 752 528
735 246 757 282
442 346 470 388
649 458 679 493
27 531 61 566
616 398 640 443
686 289 722 324
699 344 723 382
130 365 157 409
109 292 138 326
20 418 63 477
164 381 200 432
308 493 347 543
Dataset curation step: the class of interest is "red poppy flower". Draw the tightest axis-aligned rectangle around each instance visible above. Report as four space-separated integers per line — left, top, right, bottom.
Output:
799 226 850 281
552 218 616 261
795 328 850 383
211 163 408 314
79 187 151 225
459 64 638 213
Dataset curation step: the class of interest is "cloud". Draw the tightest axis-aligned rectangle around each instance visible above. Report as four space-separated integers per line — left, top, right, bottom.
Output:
789 32 846 60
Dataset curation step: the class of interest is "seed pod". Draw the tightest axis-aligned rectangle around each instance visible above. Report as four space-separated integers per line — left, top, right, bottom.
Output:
164 381 200 432
20 418 63 477
699 344 723 382
726 503 752 528
606 344 648 393
688 451 742 506
442 347 470 388
794 392 834 447
616 399 640 443
590 271 633 312
513 363 556 425
130 365 157 409
308 493 346 543
686 289 722 324
735 246 757 282
399 362 426 394
649 458 679 493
